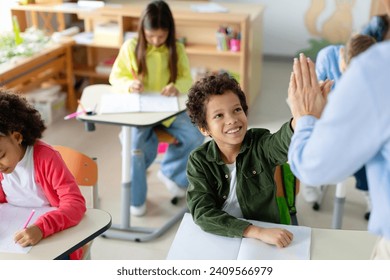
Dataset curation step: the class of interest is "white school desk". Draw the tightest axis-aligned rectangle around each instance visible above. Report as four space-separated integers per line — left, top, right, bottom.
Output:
77 84 188 242
167 213 377 260
0 208 112 260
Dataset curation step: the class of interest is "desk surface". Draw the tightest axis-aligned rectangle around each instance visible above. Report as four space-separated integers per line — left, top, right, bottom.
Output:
168 213 377 260
77 84 188 242
78 84 187 127
0 208 111 260
310 227 376 259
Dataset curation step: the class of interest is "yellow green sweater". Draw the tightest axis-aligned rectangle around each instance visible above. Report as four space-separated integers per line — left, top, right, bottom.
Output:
109 38 192 126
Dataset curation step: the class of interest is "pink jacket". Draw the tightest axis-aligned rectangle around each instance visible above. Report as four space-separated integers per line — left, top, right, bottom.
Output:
0 140 86 260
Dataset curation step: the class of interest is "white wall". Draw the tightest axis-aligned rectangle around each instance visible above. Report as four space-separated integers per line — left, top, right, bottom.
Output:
215 0 372 57
2 0 374 57
0 1 19 33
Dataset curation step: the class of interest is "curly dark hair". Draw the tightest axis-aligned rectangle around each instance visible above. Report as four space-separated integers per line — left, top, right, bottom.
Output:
0 88 46 146
186 73 248 130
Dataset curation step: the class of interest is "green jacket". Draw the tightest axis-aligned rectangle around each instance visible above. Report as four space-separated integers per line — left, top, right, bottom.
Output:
186 122 293 238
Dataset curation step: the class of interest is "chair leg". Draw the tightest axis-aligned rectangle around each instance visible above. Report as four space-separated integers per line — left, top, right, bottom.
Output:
291 215 299 226
312 184 329 211
93 185 99 209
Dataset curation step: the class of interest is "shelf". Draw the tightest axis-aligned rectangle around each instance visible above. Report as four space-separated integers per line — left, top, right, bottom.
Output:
74 65 109 79
73 32 120 49
74 41 240 56
185 44 241 57
76 42 121 49
11 1 264 106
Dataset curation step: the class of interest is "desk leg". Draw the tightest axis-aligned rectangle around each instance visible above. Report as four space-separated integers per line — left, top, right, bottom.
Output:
104 207 187 242
120 126 131 229
102 126 187 242
331 180 347 229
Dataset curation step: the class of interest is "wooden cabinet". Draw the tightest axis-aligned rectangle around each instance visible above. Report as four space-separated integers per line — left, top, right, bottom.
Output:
0 37 76 110
11 1 264 105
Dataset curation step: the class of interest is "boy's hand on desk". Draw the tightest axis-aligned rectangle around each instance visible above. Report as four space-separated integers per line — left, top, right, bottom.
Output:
14 225 43 247
243 225 293 248
161 83 179 96
129 80 144 93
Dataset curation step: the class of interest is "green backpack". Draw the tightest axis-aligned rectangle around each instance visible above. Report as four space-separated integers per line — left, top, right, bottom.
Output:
274 163 299 225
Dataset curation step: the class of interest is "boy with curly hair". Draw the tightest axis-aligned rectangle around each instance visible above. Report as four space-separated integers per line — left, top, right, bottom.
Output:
185 73 313 247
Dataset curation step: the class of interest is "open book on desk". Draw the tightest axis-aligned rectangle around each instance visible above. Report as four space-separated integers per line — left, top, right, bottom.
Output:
0 204 56 254
99 93 179 114
167 213 311 260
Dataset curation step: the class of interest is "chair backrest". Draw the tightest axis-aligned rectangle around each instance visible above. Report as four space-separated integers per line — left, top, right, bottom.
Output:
53 145 97 188
53 145 98 210
274 163 300 225
53 145 98 259
153 126 178 144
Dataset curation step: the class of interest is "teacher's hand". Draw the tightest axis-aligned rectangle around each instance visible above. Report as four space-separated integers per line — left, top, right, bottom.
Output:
288 53 329 120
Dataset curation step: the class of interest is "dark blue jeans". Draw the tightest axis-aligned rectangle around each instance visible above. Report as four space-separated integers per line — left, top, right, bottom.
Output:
354 166 368 191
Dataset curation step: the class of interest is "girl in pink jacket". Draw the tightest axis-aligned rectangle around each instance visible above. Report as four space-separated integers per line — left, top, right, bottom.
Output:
0 89 86 260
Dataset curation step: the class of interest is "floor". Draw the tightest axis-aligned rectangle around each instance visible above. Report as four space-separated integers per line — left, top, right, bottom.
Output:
42 56 369 260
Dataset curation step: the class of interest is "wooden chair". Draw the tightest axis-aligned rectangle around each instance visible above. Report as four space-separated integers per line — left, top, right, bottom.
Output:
53 145 98 260
153 126 178 145
153 126 182 205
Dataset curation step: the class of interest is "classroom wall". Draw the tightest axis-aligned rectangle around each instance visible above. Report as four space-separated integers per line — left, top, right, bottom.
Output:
112 0 384 57
213 0 376 57
3 0 383 57
1 1 18 33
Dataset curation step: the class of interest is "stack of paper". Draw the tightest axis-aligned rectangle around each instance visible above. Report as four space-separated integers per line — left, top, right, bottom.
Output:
0 204 56 254
99 93 179 114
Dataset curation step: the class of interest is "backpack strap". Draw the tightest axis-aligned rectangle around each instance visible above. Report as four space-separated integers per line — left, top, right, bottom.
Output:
276 164 299 225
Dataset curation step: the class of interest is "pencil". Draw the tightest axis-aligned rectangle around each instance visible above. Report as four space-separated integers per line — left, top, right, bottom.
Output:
64 110 86 120
23 209 35 229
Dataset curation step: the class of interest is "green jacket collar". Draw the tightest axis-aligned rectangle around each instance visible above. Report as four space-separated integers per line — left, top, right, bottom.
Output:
205 130 253 165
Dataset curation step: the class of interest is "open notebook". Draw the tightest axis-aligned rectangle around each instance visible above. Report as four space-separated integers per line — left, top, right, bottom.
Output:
167 213 311 260
99 93 179 114
0 204 56 254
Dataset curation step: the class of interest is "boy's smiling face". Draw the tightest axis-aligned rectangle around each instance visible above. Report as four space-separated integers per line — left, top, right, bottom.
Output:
200 90 247 150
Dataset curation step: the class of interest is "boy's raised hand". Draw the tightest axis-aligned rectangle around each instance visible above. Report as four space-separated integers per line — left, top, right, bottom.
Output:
319 79 333 98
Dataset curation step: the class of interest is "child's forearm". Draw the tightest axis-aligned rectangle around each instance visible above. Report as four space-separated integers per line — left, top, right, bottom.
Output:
243 225 294 248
